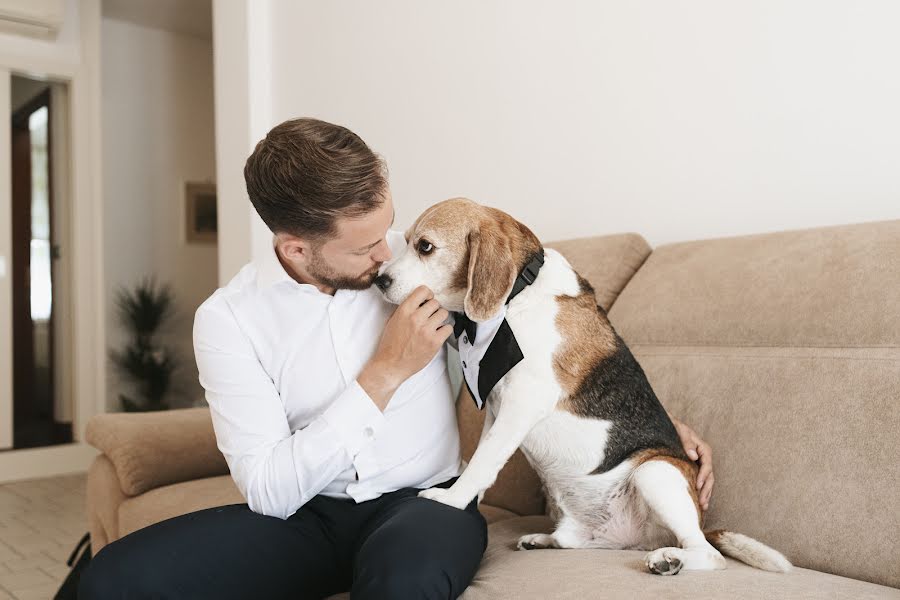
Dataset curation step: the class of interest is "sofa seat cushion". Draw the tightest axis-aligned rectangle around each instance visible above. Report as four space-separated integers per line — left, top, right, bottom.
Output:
118 474 245 538
479 503 519 524
118 473 518 540
460 516 900 600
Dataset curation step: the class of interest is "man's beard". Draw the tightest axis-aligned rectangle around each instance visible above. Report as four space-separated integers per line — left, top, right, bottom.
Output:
308 249 381 291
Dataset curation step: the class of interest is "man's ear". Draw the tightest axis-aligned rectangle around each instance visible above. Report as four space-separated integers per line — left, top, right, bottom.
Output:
463 222 516 322
277 234 311 264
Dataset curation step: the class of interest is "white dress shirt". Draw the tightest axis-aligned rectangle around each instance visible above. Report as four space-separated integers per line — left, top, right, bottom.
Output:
456 307 508 410
193 230 462 519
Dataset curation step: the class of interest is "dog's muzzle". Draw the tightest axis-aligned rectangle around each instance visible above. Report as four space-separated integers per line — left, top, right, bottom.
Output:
373 274 393 292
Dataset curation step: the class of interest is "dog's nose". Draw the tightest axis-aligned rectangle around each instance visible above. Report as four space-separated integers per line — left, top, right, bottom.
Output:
374 274 392 292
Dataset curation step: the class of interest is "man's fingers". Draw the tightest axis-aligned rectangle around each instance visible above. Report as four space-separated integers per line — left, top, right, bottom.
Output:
686 446 699 461
427 307 450 326
697 440 712 461
403 285 434 310
696 458 713 490
695 440 712 484
433 323 453 342
700 474 715 509
415 298 441 320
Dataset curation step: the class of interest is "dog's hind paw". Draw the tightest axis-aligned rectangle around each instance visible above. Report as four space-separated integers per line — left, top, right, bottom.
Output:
516 533 556 551
645 548 684 576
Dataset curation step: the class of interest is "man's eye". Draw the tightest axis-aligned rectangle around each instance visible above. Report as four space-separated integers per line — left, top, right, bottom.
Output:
416 239 434 255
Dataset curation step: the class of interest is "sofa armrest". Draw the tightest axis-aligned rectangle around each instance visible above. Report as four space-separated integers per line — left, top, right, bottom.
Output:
85 407 229 496
86 455 126 553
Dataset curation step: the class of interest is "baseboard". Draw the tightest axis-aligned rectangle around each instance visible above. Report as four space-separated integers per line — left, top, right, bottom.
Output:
0 442 98 483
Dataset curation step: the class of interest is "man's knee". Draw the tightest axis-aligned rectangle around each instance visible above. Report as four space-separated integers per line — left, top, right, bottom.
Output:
78 544 163 599
355 558 453 600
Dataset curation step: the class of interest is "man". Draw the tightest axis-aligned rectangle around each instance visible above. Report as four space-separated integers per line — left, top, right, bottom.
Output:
80 118 714 599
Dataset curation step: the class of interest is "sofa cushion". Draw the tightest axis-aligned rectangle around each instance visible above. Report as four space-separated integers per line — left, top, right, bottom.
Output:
478 503 519 525
86 455 127 551
117 473 517 541
547 233 651 310
87 407 229 496
455 233 652 517
608 220 900 588
460 516 900 599
118 475 245 538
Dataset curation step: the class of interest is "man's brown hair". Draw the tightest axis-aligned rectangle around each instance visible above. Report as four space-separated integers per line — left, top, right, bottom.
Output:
244 118 388 240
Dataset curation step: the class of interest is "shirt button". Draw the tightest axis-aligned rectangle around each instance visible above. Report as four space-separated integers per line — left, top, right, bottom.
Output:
363 426 374 438
462 360 467 369
463 335 468 344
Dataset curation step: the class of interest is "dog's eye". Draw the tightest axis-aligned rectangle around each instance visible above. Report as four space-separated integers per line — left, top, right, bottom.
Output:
416 239 434 255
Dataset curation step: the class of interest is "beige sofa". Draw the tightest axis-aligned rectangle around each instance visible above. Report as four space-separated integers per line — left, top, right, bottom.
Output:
85 220 900 598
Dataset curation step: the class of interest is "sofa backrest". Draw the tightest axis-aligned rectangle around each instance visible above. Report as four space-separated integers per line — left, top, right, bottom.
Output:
608 220 900 588
456 233 652 516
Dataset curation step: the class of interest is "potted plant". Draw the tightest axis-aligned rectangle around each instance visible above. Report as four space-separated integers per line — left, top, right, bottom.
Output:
109 278 178 411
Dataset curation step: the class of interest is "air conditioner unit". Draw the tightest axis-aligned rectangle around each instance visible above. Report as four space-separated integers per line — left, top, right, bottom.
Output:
0 0 65 39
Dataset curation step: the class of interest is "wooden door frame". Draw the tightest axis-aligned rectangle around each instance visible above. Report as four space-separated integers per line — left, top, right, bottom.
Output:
0 0 104 480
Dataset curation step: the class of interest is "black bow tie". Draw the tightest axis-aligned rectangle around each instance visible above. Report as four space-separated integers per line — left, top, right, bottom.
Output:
451 251 544 345
453 312 478 343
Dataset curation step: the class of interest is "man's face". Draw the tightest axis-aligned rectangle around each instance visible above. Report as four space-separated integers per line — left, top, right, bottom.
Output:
305 192 395 291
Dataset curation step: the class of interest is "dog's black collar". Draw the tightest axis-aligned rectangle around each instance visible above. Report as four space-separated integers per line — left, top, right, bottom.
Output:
506 250 545 305
452 249 545 343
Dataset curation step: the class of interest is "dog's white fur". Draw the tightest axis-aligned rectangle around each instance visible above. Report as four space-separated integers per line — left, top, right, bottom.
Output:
379 198 791 575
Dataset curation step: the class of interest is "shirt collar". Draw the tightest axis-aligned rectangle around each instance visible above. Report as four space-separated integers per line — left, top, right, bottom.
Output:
255 237 294 289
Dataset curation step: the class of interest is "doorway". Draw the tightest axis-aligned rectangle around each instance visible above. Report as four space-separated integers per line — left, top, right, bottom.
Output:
8 75 72 450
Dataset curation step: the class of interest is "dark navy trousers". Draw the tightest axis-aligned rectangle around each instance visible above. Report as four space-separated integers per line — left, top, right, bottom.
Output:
79 477 486 599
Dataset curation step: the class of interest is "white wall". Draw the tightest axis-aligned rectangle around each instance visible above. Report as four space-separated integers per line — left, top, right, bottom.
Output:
103 18 216 409
216 0 900 260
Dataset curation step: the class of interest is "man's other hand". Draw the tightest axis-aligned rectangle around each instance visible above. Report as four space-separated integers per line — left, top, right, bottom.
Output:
671 417 715 511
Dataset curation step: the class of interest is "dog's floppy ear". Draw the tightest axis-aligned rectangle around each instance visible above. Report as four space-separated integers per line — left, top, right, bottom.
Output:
463 220 517 321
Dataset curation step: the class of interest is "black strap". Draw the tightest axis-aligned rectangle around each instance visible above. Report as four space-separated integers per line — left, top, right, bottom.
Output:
506 251 545 304
67 533 91 567
452 249 545 344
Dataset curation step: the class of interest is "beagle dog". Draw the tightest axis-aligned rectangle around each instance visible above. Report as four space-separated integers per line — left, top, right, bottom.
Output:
375 198 791 576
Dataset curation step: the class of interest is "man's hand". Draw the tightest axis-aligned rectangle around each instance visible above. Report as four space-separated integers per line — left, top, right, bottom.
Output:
670 417 714 511
359 286 452 411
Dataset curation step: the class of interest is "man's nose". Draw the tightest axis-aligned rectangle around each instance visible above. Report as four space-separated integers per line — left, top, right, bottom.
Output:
372 239 392 263
374 274 392 292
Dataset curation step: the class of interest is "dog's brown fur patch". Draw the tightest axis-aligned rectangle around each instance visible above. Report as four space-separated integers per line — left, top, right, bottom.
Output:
553 276 619 402
480 206 542 272
450 245 471 291
704 529 725 546
405 199 543 306
631 448 703 526
406 198 478 293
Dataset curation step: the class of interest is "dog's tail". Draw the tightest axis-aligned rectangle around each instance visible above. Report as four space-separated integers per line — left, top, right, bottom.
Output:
704 529 792 572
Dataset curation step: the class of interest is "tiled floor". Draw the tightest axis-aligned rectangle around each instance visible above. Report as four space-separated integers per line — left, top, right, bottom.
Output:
0 474 86 599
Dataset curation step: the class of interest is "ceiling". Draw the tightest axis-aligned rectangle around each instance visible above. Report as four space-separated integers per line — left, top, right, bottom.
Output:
102 0 212 40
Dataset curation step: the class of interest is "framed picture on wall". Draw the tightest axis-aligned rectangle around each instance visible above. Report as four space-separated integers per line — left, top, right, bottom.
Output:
185 182 217 244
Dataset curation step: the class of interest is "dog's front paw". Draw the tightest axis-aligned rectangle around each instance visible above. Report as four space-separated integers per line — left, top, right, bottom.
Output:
417 487 470 510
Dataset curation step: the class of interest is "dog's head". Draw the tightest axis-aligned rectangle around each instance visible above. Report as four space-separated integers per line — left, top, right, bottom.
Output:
375 198 542 321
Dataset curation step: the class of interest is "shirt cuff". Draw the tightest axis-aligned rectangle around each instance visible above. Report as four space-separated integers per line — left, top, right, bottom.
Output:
320 380 386 459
